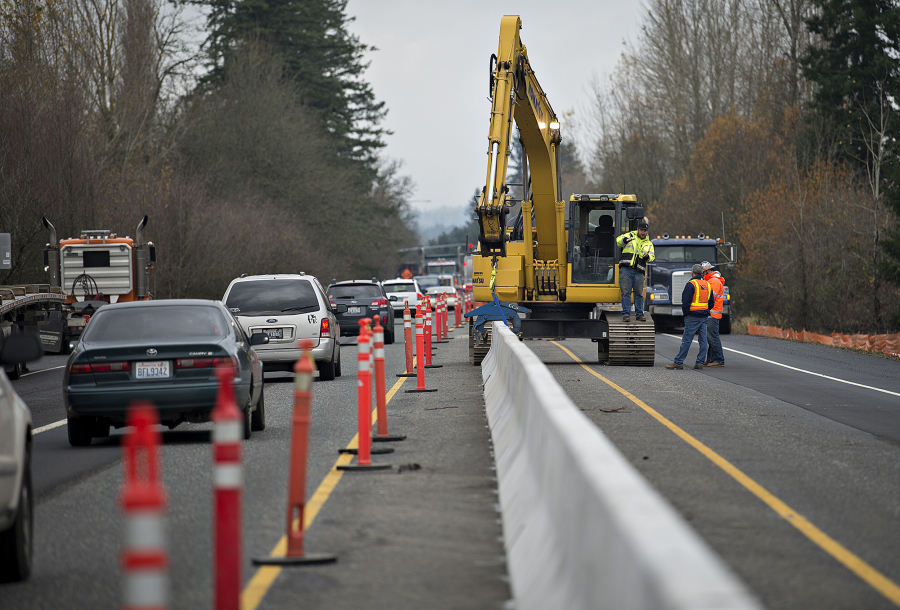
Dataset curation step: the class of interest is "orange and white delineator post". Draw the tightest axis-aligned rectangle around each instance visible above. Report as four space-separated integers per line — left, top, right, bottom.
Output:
396 300 415 377
435 296 444 343
405 305 438 393
212 365 243 610
338 322 392 470
252 340 336 566
442 294 450 337
121 403 168 610
424 297 442 369
372 315 406 442
454 289 462 327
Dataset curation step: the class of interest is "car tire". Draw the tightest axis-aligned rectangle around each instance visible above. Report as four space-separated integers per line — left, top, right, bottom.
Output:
251 384 266 432
67 416 93 447
318 357 335 381
334 346 342 378
0 450 33 582
243 403 252 440
720 314 732 335
384 327 395 345
7 361 22 381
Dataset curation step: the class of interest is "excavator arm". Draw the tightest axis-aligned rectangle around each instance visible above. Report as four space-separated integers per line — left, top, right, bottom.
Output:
476 15 566 295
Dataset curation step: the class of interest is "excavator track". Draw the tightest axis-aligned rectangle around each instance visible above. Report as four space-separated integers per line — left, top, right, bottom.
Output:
602 317 656 366
469 319 493 366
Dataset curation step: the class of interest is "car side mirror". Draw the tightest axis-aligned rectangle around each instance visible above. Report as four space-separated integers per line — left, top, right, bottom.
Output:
250 333 270 346
0 333 43 364
68 341 78 352
389 296 398 302
335 304 348 314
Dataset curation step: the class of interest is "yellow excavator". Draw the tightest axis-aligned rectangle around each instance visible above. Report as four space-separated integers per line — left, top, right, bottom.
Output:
467 15 655 366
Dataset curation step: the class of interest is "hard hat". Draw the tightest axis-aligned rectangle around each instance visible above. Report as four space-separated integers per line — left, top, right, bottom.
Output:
700 261 714 271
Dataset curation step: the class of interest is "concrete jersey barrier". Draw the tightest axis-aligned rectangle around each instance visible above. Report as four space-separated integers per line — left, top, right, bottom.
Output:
482 322 762 610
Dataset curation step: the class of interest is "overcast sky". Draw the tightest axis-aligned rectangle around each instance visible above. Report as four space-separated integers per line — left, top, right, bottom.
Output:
343 1 645 231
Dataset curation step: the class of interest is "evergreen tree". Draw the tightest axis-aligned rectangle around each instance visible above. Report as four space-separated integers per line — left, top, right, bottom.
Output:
198 0 387 160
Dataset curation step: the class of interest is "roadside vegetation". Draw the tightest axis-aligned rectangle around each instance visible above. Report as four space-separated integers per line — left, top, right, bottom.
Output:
0 0 418 299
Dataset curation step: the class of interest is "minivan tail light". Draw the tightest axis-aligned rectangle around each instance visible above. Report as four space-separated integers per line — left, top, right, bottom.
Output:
320 317 331 338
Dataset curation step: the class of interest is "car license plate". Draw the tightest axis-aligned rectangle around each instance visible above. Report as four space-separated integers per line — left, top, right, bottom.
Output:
136 361 170 379
263 328 283 339
349 306 361 314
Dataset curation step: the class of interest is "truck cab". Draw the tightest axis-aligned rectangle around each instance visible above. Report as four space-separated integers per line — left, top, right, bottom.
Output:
646 235 734 334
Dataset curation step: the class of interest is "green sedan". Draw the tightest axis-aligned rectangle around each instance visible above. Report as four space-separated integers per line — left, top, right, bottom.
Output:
64 300 268 446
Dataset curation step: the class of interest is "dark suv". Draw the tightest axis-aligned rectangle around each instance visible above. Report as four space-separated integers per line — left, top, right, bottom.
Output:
326 280 395 343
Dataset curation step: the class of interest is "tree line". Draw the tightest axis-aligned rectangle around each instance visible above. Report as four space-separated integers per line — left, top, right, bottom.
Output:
0 0 418 299
576 0 900 333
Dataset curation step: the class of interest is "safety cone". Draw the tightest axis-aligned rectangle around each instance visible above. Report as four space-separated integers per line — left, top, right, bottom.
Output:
396 300 416 378
372 315 406 442
424 297 442 369
253 340 336 566
442 294 450 337
120 403 168 610
338 324 393 471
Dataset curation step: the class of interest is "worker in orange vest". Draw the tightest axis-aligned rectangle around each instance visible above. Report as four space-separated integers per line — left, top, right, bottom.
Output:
701 261 725 367
666 264 713 370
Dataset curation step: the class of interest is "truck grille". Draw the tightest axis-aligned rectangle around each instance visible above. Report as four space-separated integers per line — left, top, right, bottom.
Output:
672 271 692 304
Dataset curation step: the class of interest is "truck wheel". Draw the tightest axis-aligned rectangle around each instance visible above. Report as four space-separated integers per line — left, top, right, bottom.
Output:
243 403 252 440
720 315 732 335
384 328 395 345
334 346 342 377
67 416 93 447
0 454 33 582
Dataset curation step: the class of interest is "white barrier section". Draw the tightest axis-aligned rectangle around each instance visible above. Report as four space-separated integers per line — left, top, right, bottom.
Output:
482 322 763 610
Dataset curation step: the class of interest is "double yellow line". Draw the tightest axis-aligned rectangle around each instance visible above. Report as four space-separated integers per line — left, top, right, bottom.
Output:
240 373 410 610
551 341 900 608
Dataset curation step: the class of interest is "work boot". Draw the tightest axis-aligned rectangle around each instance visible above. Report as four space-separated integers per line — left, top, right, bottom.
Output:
693 364 703 369
706 362 724 367
636 315 646 322
665 363 683 370
622 315 630 323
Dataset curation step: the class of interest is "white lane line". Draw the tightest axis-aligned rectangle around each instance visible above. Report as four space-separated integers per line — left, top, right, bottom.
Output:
661 333 900 398
34 419 67 434
21 365 66 378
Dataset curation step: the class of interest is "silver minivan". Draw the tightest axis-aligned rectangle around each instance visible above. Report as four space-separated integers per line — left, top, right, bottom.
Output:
222 274 344 380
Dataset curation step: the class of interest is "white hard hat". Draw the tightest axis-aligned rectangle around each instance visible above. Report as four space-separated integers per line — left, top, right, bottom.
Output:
700 261 714 272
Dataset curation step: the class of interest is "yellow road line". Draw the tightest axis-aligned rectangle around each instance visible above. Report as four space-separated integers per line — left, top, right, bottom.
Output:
241 370 410 610
551 340 900 608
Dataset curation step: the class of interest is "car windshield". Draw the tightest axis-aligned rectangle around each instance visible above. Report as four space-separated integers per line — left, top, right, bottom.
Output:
415 276 440 289
83 305 229 341
654 245 717 264
383 283 416 293
226 279 319 315
328 285 382 299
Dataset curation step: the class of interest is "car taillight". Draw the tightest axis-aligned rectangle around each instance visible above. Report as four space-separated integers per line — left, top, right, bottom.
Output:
320 317 331 337
371 298 388 307
175 357 236 368
71 361 131 373
330 302 337 308
417 293 424 299
69 363 92 374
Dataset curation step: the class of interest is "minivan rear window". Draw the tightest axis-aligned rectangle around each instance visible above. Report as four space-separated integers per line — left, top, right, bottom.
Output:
226 279 320 315
383 283 415 293
328 285 382 299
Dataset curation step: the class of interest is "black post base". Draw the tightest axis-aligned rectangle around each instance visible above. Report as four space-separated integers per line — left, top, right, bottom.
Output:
338 447 394 455
373 434 407 442
337 463 393 471
252 553 337 566
405 388 438 393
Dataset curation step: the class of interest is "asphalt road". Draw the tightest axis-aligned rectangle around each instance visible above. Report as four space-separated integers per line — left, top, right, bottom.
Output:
527 331 900 610
0 317 510 610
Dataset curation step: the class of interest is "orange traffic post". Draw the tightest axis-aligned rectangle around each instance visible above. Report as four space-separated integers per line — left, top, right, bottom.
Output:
253 340 336 566
372 315 406 442
121 403 168 610
212 366 243 610
442 294 450 337
454 290 462 327
397 300 415 378
424 297 442 369
406 306 437 393
338 323 392 471
435 296 444 343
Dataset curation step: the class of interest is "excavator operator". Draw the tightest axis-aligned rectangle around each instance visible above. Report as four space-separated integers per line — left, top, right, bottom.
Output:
616 219 655 322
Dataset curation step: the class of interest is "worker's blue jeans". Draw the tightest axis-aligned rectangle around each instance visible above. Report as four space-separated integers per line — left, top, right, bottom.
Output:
674 315 708 366
619 267 644 317
706 317 724 364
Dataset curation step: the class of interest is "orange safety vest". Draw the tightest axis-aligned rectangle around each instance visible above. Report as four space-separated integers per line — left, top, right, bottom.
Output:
689 279 711 312
704 273 724 319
